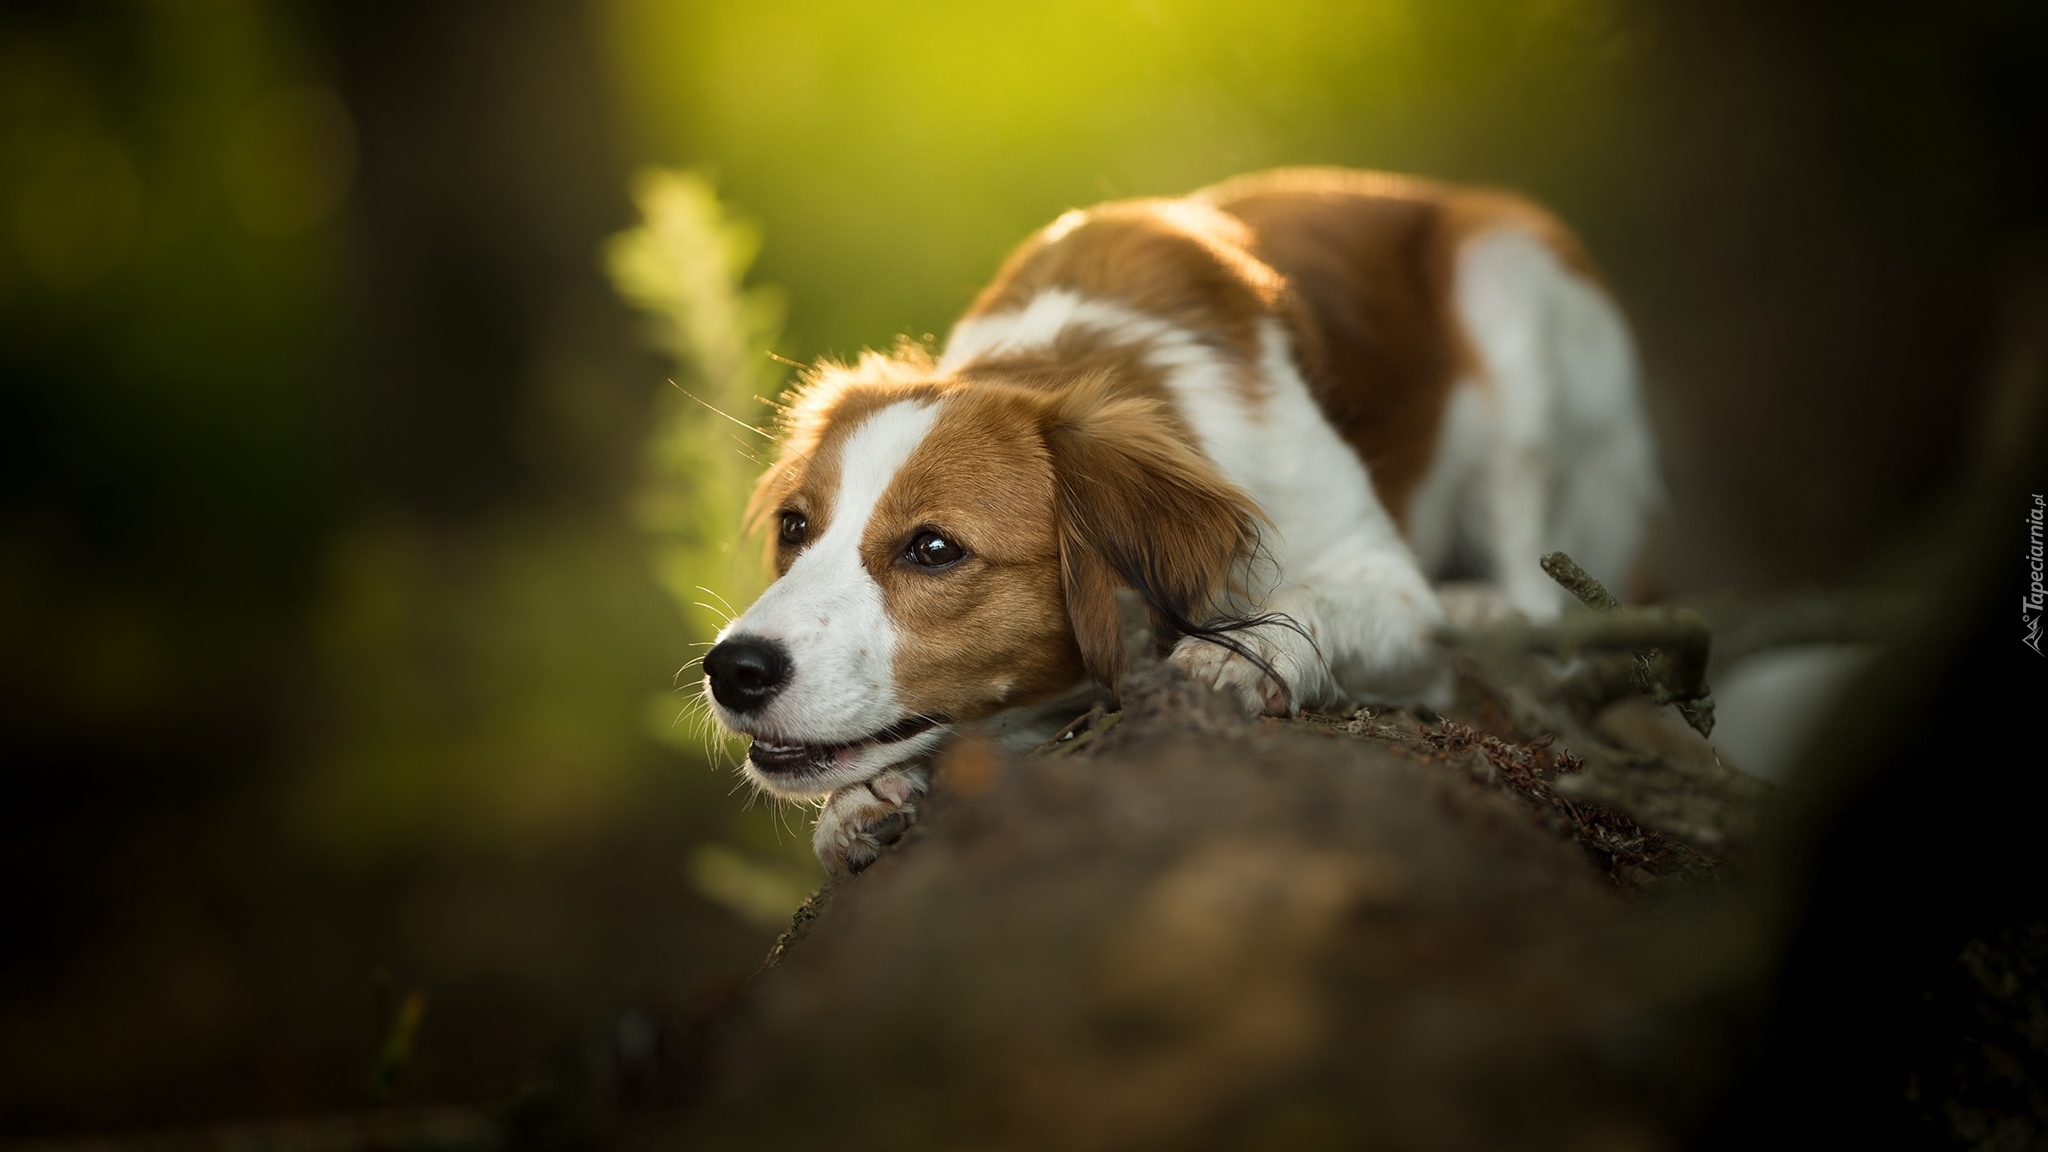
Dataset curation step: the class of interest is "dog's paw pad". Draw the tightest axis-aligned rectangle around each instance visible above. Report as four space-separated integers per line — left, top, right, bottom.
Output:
863 809 912 847
1168 636 1300 718
813 770 925 876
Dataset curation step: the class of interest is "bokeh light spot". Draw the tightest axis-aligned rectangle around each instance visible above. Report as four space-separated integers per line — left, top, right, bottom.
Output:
219 86 358 237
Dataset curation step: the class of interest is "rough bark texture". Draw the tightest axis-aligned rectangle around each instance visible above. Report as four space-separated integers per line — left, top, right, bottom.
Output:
597 632 1780 1152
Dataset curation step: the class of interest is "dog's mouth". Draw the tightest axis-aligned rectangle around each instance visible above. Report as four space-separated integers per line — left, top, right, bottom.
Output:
745 715 946 775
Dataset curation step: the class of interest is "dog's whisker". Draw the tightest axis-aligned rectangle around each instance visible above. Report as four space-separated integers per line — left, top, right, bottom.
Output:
667 379 774 438
695 586 741 619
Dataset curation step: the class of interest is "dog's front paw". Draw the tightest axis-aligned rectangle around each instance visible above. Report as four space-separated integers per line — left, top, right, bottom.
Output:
812 767 927 876
1168 626 1320 718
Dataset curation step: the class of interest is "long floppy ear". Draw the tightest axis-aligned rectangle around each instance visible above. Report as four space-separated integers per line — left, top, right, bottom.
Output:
1045 381 1265 689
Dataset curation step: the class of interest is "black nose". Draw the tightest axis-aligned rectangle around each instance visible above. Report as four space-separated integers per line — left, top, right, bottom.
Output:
703 636 792 713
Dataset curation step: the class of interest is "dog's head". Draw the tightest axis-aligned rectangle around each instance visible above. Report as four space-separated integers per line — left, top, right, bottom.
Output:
702 347 1261 797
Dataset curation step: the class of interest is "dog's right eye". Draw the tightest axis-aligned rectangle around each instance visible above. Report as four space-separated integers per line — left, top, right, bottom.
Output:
777 511 808 547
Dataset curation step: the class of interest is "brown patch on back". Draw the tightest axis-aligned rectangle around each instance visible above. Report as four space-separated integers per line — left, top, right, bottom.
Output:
1200 167 1601 281
1194 167 1605 527
966 201 1283 368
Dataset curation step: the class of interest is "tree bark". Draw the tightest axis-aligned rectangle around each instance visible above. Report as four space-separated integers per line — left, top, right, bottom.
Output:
633 609 1779 1152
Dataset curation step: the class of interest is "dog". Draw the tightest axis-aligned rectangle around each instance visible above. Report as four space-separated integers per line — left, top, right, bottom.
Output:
700 167 1659 874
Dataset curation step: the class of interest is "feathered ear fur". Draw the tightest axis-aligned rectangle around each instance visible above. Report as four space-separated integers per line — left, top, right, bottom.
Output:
1045 377 1265 689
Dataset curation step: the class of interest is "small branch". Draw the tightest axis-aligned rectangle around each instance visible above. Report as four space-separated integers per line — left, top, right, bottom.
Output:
1440 553 1719 737
1549 552 1714 737
1540 551 1622 611
1704 591 1909 675
1443 606 1711 662
1551 653 1639 713
1452 647 1763 856
1028 703 1119 760
1440 606 1712 710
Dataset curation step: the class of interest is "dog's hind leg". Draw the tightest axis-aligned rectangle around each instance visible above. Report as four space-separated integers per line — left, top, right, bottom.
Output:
1454 227 1658 615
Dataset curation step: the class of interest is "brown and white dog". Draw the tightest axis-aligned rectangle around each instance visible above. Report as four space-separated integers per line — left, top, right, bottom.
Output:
701 167 1659 873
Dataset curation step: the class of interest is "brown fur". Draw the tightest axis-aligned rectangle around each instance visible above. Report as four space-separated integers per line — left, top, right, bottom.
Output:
1199 168 1603 526
750 168 1607 716
864 386 1081 720
967 200 1283 375
869 377 1257 715
751 354 1261 720
1039 377 1263 689
960 167 1604 528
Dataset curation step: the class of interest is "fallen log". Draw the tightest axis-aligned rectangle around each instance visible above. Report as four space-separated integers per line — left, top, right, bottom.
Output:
610 586 1779 1152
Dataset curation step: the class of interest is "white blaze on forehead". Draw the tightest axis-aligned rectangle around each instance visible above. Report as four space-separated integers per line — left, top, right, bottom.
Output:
818 398 943 553
719 398 942 746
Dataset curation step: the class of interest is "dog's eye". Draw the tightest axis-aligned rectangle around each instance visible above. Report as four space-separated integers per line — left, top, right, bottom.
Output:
905 529 966 569
778 511 808 547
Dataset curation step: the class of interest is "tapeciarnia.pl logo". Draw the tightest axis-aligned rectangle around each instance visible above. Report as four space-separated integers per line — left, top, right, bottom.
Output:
2028 494 2045 656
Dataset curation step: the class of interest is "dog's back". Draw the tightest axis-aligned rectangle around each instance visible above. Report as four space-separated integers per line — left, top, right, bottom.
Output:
945 166 1659 620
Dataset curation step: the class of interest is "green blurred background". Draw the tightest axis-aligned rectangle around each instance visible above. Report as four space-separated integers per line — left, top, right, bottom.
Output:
2 0 2042 1136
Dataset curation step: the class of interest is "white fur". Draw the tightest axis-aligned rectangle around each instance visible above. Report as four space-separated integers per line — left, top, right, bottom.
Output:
945 233 1658 712
947 298 1451 713
940 288 1153 372
1427 226 1659 617
1403 381 1491 577
711 399 950 797
1159 317 1449 709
